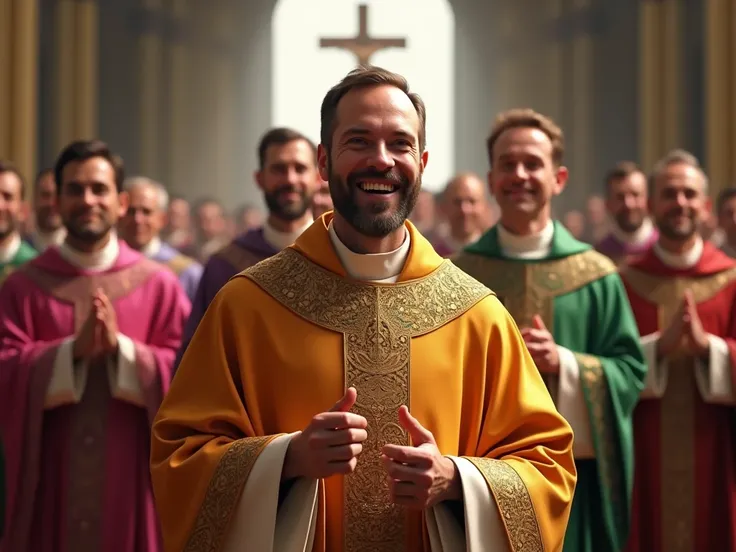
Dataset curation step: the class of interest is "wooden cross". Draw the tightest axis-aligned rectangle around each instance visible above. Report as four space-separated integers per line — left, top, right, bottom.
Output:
319 4 407 66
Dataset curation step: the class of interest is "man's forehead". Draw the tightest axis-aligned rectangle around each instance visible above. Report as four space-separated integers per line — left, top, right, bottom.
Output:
266 139 314 164
495 127 553 156
63 157 114 179
0 172 22 191
336 85 420 135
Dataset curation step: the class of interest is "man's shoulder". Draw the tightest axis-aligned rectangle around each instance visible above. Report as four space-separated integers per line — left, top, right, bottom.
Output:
166 251 202 276
15 240 38 263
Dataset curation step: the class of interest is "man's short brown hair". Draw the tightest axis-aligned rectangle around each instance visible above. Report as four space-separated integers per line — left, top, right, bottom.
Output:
648 148 708 195
486 108 565 166
604 161 643 192
54 139 125 193
320 65 427 152
0 160 26 199
257 127 316 170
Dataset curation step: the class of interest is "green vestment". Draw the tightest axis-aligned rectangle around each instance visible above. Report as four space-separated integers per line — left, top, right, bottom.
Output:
454 222 646 552
0 240 37 285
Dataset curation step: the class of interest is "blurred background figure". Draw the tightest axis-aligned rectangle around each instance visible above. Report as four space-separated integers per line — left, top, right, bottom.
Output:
434 172 489 255
25 168 66 252
562 209 586 240
162 195 193 252
584 194 609 243
234 203 264 234
311 176 333 219
596 161 658 263
717 186 736 257
118 176 202 301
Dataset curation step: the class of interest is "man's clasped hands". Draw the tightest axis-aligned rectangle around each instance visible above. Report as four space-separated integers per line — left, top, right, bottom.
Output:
281 387 462 510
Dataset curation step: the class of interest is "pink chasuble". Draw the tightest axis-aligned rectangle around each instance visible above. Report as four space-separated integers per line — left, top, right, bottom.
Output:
0 242 190 552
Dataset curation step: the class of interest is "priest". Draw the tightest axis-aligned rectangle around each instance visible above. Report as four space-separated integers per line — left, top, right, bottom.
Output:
595 161 658 264
454 109 647 552
151 66 577 552
620 150 736 552
0 140 190 552
118 175 202 301
25 168 67 253
0 162 36 283
176 127 319 364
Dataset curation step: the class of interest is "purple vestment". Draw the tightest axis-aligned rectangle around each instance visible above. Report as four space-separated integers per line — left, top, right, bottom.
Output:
595 227 659 264
175 228 278 367
150 242 203 302
0 242 190 552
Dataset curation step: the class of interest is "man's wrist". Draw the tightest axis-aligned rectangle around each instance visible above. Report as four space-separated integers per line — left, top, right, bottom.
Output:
440 456 462 502
281 433 301 482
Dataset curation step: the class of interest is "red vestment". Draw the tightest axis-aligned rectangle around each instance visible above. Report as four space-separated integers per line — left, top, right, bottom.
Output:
621 242 736 552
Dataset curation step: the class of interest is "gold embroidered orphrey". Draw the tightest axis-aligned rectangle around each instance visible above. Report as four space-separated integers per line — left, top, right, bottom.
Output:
622 265 736 552
183 436 276 552
454 249 616 398
240 247 530 552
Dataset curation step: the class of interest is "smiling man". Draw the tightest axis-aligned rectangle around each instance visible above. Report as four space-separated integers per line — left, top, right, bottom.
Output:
454 108 646 552
596 161 658 264
0 140 190 552
620 150 736 552
0 162 36 283
119 176 202 302
174 127 319 367
151 67 576 552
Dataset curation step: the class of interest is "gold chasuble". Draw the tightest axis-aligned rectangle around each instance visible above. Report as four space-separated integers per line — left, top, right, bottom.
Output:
151 215 576 552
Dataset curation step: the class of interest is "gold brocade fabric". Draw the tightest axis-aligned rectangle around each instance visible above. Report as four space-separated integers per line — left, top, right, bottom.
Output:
454 249 616 400
245 248 490 552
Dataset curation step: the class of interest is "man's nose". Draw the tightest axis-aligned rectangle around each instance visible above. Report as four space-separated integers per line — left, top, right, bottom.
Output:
367 143 394 172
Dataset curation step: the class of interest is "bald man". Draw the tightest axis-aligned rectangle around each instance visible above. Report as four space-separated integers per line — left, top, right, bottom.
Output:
119 177 202 301
436 172 489 255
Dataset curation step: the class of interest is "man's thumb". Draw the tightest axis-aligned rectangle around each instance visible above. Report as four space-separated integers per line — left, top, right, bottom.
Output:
532 315 546 331
329 387 357 413
398 406 435 446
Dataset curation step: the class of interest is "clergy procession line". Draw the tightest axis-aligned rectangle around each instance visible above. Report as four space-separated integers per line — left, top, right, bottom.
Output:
0 65 734 552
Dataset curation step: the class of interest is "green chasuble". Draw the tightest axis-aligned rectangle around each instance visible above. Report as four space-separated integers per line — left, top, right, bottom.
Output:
454 221 646 552
0 240 36 285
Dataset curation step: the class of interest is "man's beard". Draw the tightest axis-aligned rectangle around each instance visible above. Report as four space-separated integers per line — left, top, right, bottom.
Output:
615 210 645 233
64 214 113 243
264 186 312 222
0 217 17 241
329 165 420 238
657 208 698 240
36 208 63 233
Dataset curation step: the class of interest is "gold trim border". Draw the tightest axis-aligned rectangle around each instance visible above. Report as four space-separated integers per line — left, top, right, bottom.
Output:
183 435 277 552
464 457 543 552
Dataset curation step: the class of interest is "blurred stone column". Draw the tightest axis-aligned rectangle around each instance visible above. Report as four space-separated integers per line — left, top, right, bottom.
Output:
639 0 682 169
705 0 736 195
54 0 99 153
0 0 39 181
139 0 164 179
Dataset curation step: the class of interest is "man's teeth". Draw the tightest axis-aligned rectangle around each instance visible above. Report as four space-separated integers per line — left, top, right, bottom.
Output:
359 182 395 192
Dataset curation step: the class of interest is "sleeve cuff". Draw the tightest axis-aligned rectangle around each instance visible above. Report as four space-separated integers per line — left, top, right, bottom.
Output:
555 346 595 459
640 332 668 398
45 337 88 409
108 333 145 407
426 456 511 552
223 433 318 552
694 334 735 405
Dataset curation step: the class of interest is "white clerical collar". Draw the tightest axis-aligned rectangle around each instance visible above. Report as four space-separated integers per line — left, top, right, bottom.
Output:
59 232 120 272
653 236 703 269
0 232 21 263
140 235 162 258
33 227 67 252
610 217 655 246
263 217 313 251
497 220 554 259
328 221 410 283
